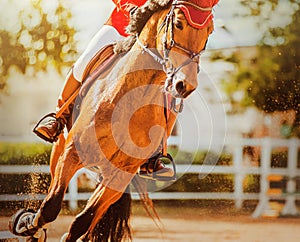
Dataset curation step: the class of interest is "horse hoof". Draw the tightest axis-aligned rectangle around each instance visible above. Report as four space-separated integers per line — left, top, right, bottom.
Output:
60 233 85 242
8 209 39 236
60 233 69 242
24 228 47 242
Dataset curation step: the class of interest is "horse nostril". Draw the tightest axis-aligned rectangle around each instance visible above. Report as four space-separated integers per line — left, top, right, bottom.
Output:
175 81 186 95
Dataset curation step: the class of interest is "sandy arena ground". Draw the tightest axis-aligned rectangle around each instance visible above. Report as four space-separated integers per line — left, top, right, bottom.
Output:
1 211 300 242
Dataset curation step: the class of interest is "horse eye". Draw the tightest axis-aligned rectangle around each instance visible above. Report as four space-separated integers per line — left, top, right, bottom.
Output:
174 21 183 30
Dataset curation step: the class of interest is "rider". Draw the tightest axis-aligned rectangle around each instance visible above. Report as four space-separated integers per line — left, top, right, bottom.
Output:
33 0 174 179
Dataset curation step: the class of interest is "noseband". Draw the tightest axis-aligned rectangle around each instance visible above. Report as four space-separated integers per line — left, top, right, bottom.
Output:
136 0 210 111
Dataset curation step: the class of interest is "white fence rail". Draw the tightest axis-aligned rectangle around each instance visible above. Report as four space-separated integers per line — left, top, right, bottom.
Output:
1 138 300 218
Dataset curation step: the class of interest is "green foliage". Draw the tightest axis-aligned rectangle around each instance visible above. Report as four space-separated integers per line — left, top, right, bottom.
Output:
0 142 52 165
0 0 78 91
220 0 300 129
271 151 288 168
162 148 236 193
0 173 51 194
168 147 232 165
243 175 260 193
0 142 52 211
162 173 234 193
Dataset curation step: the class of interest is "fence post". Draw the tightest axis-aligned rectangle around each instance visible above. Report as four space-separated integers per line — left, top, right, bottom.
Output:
281 137 299 216
252 137 272 218
233 143 244 209
68 173 79 211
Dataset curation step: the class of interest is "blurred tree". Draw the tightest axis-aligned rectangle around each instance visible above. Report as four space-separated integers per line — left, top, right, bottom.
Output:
219 0 300 135
0 0 78 91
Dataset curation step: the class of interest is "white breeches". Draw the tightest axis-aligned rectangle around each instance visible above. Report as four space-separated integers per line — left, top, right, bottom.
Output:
73 25 124 82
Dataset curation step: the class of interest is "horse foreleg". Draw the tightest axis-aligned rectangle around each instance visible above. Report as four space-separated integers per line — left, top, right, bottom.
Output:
64 184 123 241
49 133 66 190
34 143 83 228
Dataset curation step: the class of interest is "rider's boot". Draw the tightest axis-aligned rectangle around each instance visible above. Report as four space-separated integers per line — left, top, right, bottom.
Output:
33 68 81 143
139 153 175 180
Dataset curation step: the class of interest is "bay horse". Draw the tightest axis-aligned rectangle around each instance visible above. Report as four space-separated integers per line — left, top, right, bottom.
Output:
9 0 218 241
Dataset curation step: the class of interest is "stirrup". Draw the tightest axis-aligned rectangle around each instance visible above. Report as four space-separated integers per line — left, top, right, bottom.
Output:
138 153 176 181
33 113 63 143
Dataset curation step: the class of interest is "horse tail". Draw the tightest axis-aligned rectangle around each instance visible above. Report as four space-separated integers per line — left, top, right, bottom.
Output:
89 176 162 241
131 176 163 232
89 186 132 242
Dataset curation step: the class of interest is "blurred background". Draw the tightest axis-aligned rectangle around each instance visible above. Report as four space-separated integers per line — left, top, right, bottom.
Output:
0 0 300 241
0 0 299 145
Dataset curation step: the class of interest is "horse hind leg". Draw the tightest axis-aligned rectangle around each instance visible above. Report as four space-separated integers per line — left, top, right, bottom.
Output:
88 186 132 241
63 184 129 241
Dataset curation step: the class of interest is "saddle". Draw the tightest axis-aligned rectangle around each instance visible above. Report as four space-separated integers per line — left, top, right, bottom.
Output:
55 44 118 122
82 44 116 82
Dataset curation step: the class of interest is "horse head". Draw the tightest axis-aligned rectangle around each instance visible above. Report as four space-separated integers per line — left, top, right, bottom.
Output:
159 4 215 98
128 0 218 99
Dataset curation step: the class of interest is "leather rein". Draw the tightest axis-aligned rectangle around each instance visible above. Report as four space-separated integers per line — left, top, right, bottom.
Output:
136 0 210 114
136 0 212 158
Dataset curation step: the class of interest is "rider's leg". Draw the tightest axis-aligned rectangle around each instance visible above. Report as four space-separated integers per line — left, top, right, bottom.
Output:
140 113 178 180
33 69 80 142
72 25 124 82
33 25 124 143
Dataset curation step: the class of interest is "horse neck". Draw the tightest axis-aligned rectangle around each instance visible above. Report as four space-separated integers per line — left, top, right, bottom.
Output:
123 9 167 85
103 10 168 103
137 7 170 49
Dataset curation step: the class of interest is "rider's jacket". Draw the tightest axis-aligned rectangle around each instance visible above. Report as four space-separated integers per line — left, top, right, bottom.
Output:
106 0 147 36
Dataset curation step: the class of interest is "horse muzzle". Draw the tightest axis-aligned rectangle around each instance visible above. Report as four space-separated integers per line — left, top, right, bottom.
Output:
164 70 197 99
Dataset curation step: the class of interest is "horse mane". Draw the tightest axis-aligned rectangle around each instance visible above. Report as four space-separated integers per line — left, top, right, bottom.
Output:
114 0 171 54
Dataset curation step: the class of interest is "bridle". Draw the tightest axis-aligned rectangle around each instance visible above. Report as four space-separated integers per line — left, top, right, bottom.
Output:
135 0 214 180
136 0 211 112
